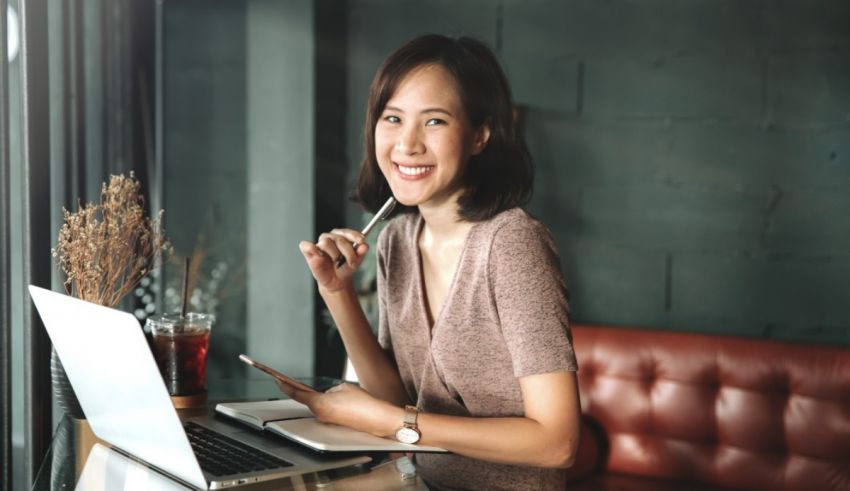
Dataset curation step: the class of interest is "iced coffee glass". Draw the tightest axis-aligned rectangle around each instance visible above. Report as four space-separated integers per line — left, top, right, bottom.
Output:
147 313 213 396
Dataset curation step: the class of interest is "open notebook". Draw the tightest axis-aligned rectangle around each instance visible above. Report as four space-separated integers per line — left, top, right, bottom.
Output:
216 399 447 453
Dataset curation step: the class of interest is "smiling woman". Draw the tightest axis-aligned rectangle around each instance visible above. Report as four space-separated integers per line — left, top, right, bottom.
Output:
291 34 580 491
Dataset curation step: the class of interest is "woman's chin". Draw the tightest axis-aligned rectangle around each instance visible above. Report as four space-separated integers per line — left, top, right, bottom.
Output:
386 189 423 208
392 196 420 208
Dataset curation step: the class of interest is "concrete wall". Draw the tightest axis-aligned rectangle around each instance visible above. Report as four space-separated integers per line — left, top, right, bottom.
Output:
163 0 249 379
344 0 850 344
163 0 315 379
245 0 315 374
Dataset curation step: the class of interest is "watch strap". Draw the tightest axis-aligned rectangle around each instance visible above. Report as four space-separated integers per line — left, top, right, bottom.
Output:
403 405 418 427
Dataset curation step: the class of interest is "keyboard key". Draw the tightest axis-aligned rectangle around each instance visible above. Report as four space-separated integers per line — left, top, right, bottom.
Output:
183 422 293 476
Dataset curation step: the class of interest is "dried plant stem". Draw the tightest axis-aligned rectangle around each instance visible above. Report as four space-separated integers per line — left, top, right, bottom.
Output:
52 173 171 307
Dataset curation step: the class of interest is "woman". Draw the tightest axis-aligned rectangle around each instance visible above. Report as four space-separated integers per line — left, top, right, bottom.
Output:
285 34 581 491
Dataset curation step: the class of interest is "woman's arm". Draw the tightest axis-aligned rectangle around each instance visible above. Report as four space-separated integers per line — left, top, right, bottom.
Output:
319 284 410 407
412 371 581 468
299 230 409 407
279 371 581 469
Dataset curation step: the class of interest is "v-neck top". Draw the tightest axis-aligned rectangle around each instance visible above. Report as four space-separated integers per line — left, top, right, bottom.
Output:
376 207 577 491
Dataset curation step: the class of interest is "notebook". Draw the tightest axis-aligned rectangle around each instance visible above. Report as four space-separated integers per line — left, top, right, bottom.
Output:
216 399 448 453
29 286 369 490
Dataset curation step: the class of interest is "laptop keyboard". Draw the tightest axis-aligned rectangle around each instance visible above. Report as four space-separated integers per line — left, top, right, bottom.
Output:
184 422 294 477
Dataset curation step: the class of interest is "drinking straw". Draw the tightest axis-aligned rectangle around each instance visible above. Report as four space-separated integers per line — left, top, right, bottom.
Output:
180 256 190 320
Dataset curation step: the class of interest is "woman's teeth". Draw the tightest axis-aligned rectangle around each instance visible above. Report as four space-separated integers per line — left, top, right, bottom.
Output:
398 165 433 176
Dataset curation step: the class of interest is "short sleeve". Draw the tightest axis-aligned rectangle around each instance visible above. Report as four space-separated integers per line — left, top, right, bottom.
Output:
489 217 577 377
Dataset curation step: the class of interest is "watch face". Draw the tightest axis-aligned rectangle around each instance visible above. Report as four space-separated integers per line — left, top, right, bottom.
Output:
396 426 420 444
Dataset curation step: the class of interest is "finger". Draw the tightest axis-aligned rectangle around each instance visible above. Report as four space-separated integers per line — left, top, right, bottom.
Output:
299 241 325 260
329 228 367 246
330 234 359 268
277 380 320 405
295 387 320 404
275 380 297 398
329 230 369 262
327 382 361 395
299 242 336 272
354 242 369 258
333 241 370 270
316 233 343 264
324 383 344 394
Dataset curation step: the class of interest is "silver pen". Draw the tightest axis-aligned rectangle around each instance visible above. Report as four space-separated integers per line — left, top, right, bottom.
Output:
335 196 397 268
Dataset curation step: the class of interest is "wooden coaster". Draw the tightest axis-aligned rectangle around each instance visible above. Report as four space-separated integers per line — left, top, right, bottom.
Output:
170 390 207 409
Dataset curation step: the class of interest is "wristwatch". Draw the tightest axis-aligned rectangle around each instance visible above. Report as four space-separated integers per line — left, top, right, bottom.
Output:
395 405 421 444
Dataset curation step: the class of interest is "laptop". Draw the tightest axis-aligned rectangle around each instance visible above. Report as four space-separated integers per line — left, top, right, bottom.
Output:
29 285 370 490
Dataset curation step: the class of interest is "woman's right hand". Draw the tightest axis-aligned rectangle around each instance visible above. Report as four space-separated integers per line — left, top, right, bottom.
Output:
299 228 369 294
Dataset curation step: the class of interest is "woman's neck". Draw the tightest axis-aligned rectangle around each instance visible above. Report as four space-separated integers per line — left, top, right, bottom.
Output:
418 190 472 245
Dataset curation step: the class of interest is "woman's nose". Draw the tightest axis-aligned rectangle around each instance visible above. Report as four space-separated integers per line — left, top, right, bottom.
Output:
395 124 424 155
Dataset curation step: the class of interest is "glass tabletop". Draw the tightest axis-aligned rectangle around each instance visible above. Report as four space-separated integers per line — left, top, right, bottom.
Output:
32 378 429 490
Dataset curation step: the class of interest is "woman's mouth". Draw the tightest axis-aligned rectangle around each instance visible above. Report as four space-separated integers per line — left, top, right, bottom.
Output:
394 163 435 180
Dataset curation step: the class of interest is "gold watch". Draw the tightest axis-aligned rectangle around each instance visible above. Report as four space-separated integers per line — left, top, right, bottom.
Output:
395 405 421 444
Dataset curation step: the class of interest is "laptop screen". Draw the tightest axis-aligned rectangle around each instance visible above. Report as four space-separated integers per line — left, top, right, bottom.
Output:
29 286 208 490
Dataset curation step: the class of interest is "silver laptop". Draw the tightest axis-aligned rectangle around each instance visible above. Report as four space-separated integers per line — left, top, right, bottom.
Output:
29 285 369 490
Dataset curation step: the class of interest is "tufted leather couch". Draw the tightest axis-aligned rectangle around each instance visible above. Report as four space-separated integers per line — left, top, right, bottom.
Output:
566 324 850 491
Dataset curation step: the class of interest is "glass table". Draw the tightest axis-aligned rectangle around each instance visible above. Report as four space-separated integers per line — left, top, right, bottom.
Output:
32 378 429 490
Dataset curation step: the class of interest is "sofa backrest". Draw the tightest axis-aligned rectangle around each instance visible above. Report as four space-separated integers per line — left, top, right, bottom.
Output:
571 325 850 491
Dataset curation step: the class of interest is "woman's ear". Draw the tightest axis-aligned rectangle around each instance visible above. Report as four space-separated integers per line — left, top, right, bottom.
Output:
471 123 491 156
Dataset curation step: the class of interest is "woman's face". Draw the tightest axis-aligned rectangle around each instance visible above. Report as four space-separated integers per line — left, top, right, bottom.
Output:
374 64 489 210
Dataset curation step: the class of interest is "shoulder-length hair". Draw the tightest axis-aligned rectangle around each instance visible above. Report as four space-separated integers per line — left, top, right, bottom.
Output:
354 34 533 221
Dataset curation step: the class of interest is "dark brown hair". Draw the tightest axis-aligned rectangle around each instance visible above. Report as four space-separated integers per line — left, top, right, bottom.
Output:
354 34 533 221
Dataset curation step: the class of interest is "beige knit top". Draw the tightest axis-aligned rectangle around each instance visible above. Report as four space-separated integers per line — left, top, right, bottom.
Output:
376 207 578 491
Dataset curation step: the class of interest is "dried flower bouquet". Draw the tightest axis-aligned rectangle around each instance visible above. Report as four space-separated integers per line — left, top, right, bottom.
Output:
52 173 171 307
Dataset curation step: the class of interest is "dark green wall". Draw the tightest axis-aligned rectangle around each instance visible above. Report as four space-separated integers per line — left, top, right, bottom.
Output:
344 0 850 344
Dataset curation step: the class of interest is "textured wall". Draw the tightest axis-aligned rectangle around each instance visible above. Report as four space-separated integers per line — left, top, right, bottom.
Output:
345 0 850 345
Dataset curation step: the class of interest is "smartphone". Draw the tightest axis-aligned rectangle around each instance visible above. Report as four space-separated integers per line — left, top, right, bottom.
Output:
239 354 319 393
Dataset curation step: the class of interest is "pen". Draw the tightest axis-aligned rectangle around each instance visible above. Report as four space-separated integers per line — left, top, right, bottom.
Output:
336 196 397 268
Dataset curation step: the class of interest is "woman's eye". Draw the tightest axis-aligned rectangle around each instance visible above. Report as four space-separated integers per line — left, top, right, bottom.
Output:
425 118 446 126
384 115 401 124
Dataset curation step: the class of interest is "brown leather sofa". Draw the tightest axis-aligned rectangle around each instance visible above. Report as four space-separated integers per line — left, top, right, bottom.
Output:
566 324 850 491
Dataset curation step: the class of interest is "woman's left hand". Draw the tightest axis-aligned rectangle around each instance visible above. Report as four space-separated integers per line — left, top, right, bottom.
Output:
275 381 401 438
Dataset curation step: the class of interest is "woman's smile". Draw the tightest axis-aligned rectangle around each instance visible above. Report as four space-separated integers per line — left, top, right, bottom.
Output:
394 162 436 180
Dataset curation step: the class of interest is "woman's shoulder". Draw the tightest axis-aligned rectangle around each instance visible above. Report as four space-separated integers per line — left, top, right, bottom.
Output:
477 207 552 240
473 208 560 267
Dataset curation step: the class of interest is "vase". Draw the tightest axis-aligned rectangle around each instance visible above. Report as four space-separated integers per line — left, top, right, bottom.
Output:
50 348 86 419
49 413 76 489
